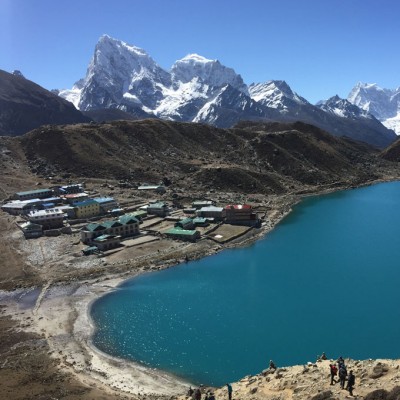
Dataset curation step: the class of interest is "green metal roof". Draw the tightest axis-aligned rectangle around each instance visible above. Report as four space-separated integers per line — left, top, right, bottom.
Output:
127 210 147 217
165 227 198 236
102 220 122 229
119 215 139 225
177 217 193 225
85 223 104 232
193 217 207 223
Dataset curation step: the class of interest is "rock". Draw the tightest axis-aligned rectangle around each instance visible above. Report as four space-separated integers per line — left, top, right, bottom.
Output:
249 387 258 394
364 389 388 400
370 363 389 379
310 390 336 400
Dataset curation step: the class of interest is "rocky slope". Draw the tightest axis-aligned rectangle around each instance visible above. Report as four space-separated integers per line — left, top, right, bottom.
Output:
206 359 400 400
380 136 400 162
0 69 90 136
8 119 394 195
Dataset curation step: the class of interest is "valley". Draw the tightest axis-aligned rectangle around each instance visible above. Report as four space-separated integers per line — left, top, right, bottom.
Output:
0 119 400 399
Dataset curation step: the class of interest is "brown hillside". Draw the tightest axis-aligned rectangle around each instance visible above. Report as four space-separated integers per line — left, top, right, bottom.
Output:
11 119 390 195
380 136 400 161
0 69 90 136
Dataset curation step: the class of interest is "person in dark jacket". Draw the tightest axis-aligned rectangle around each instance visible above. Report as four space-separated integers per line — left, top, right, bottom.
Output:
347 370 355 396
337 356 345 369
194 388 201 400
339 365 347 389
226 383 233 400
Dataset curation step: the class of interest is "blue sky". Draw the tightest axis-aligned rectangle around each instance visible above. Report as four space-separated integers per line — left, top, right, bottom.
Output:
1 0 399 103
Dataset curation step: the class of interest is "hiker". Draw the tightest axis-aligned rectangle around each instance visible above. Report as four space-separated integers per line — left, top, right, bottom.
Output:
269 359 277 370
187 387 194 397
337 356 345 369
226 383 233 400
347 370 355 396
194 388 201 400
329 363 338 385
208 392 216 400
339 365 347 389
320 352 327 360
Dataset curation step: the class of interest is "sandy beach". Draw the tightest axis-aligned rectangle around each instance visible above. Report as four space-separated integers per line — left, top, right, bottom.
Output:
1 274 193 397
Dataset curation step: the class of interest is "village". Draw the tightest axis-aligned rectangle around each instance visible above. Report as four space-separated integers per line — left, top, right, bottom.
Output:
1 181 268 260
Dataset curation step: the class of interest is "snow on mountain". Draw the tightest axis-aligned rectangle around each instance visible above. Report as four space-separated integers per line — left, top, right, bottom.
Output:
193 84 270 128
382 115 400 135
57 35 397 146
248 80 308 111
171 54 248 94
75 35 171 112
317 95 373 120
58 79 84 108
154 77 210 121
348 82 400 134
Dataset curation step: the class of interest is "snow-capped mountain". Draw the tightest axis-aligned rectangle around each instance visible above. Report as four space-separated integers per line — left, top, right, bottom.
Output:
193 84 278 127
58 35 396 148
348 82 400 134
249 80 308 111
80 35 171 112
171 54 248 94
318 95 373 120
315 95 397 146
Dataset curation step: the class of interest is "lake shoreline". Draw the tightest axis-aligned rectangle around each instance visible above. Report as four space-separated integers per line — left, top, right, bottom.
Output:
3 176 400 397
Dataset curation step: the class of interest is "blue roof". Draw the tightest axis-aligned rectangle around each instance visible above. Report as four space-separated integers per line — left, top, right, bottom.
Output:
74 199 98 207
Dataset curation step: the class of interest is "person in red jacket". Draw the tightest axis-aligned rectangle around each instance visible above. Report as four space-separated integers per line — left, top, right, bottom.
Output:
329 363 338 385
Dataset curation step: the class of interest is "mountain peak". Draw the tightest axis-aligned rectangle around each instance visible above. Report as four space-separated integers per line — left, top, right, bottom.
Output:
171 54 247 93
318 94 374 120
95 34 149 59
248 80 308 110
180 53 215 64
348 82 400 128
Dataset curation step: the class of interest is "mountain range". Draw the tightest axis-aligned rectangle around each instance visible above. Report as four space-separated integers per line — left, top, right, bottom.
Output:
56 34 396 148
1 34 398 149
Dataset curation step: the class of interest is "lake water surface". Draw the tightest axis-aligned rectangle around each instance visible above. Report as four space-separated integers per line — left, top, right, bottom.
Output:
91 181 400 386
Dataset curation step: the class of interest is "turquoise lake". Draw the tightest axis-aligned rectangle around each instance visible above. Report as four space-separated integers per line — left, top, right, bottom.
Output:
91 181 400 386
